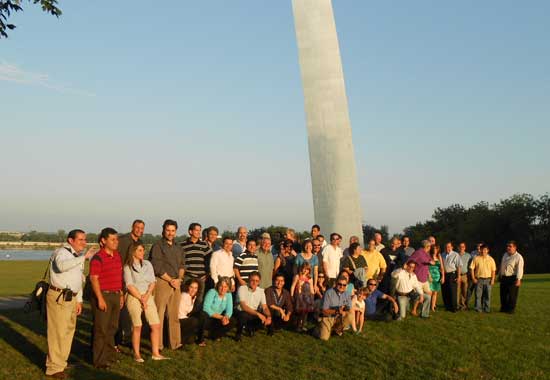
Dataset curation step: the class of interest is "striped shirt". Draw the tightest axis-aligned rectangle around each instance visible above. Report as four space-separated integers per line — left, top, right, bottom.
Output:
89 249 123 292
181 238 212 278
234 251 259 282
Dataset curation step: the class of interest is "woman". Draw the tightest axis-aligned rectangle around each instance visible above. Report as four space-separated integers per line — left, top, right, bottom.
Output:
273 240 295 291
428 245 445 312
123 243 167 362
178 279 203 345
291 262 315 332
342 242 368 288
199 276 233 344
294 240 319 290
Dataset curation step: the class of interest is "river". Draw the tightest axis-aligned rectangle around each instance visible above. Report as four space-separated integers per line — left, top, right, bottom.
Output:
0 250 54 261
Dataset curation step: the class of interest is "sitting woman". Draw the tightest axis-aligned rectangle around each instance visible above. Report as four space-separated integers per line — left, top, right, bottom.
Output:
123 242 167 362
291 262 315 332
199 277 234 344
178 279 203 345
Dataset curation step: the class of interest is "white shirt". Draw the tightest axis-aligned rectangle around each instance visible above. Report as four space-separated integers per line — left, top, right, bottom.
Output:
49 244 86 302
178 292 196 319
323 244 343 278
210 249 235 284
442 251 462 273
375 243 385 252
237 285 266 311
391 268 423 295
500 251 524 280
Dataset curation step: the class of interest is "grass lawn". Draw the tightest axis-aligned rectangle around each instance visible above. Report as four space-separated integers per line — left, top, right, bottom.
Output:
0 261 549 380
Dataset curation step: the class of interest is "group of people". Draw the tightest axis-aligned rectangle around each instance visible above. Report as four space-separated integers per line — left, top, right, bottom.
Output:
43 220 525 379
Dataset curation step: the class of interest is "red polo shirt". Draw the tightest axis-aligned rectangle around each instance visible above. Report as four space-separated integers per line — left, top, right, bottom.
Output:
89 249 123 292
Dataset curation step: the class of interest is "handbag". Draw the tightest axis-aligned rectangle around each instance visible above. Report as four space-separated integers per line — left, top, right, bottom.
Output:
23 255 52 321
348 256 367 288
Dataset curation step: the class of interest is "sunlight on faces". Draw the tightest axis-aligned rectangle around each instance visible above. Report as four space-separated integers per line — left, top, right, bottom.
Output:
207 229 218 244
403 237 410 247
249 275 260 290
133 245 145 261
131 222 145 238
163 225 177 242
223 238 233 252
68 232 87 252
237 227 248 241
261 238 271 251
274 276 285 289
303 241 313 254
312 240 321 252
367 240 376 250
445 242 453 252
246 240 257 254
218 281 229 296
459 243 466 253
102 233 119 252
188 282 199 298
374 233 382 244
189 225 201 240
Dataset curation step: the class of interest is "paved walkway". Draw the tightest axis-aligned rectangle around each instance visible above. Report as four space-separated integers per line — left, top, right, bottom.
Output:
0 296 28 310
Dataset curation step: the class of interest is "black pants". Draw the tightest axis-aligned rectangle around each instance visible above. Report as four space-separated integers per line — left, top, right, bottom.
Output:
500 276 520 312
442 272 458 311
366 299 394 321
198 311 234 341
180 312 203 344
91 292 120 367
235 310 265 336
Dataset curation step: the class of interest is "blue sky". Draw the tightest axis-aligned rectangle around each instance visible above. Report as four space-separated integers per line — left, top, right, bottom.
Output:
1 0 549 235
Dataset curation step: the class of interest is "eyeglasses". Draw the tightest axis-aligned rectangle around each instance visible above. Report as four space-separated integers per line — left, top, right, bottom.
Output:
336 282 347 287
367 283 377 286
313 244 321 247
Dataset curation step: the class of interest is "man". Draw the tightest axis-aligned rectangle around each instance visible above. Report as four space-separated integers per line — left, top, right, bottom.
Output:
149 219 185 350
316 275 353 341
45 230 97 379
89 227 124 368
182 222 212 302
210 237 235 289
469 244 496 313
362 239 387 283
256 233 274 289
232 226 248 258
234 239 259 287
466 242 483 307
265 273 293 334
322 233 344 287
117 219 145 264
391 260 426 320
402 236 415 257
312 238 324 275
499 241 524 314
311 224 327 248
115 219 145 347
457 242 471 310
441 242 461 312
235 272 272 340
380 237 407 294
409 240 433 318
374 232 385 251
342 235 360 258
364 279 398 321
205 226 221 252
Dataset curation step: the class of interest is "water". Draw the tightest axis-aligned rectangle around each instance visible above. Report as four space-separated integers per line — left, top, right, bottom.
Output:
0 250 54 261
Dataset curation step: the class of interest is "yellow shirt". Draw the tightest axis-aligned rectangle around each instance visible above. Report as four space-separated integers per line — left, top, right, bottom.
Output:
361 250 387 280
470 255 496 278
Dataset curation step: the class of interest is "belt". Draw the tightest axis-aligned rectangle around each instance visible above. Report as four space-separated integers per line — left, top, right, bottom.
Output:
478 277 491 280
49 285 77 296
101 290 122 294
397 291 411 297
446 271 457 275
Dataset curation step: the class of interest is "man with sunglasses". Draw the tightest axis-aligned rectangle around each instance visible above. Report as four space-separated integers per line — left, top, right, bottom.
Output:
322 233 344 288
316 275 353 341
364 280 398 321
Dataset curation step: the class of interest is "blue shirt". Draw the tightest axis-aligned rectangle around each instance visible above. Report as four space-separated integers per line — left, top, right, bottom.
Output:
321 288 352 317
295 253 319 270
365 289 384 315
202 288 233 318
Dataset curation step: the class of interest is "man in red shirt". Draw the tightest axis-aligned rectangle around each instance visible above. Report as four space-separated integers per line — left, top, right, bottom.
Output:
89 227 123 369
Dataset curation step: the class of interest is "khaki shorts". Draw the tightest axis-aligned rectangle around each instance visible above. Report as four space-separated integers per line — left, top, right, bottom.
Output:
126 294 160 327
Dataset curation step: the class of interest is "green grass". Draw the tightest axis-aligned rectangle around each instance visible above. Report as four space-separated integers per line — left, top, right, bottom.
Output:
0 261 53 296
1 262 549 380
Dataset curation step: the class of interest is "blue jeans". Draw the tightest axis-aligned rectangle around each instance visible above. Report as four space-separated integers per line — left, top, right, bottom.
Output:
475 278 492 312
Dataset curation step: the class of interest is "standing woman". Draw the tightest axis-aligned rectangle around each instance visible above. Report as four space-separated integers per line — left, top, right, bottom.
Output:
428 245 445 312
294 240 319 290
273 240 295 291
123 243 167 362
291 262 315 331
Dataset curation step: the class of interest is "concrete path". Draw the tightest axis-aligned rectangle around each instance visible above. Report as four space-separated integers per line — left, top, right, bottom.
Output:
0 296 28 310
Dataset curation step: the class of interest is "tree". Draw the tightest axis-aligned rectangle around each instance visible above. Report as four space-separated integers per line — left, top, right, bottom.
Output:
0 0 61 38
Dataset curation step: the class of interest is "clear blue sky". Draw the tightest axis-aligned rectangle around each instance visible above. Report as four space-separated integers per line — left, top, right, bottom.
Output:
1 0 549 235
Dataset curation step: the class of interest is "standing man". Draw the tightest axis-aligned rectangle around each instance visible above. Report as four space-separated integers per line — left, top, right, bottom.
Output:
457 242 471 310
182 222 212 302
409 240 433 318
234 239 259 288
210 237 235 288
45 230 97 378
470 244 496 313
441 242 461 312
466 242 483 307
115 219 145 348
89 228 123 369
232 226 248 258
342 235 360 258
312 238 324 275
311 224 327 248
149 219 185 350
499 241 524 314
362 239 387 283
402 236 415 257
374 232 385 252
322 233 343 287
205 226 221 252
380 237 407 294
256 233 274 289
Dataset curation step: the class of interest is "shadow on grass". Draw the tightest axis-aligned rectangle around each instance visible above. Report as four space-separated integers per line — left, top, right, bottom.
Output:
0 316 45 370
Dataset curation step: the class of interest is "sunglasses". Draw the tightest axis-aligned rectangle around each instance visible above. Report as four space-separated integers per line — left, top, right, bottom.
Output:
367 283 377 286
336 283 347 287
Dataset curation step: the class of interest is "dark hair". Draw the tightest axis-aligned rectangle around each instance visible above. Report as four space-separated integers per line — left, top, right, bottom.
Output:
67 229 85 241
222 236 233 244
318 234 325 240
302 240 313 251
249 271 261 280
480 244 489 250
162 219 178 230
207 226 219 234
132 219 145 227
274 272 285 281
246 239 257 247
311 224 321 231
330 233 342 241
184 278 200 293
125 242 145 271
348 242 361 255
99 227 118 243
406 259 418 266
507 240 517 247
402 235 410 240
188 222 201 232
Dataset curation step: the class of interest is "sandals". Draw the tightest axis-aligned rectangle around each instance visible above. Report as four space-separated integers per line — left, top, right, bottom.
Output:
152 355 170 361
133 357 144 363
198 341 207 347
